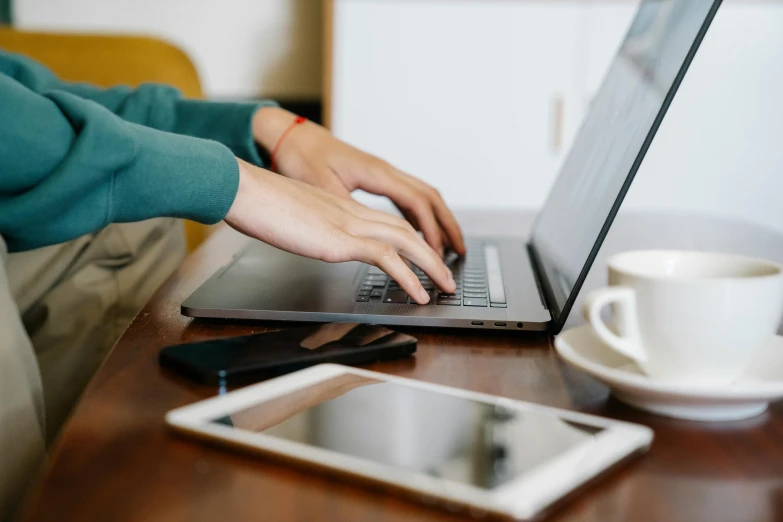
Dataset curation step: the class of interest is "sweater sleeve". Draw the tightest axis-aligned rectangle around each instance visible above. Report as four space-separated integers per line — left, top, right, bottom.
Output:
0 72 240 253
0 49 277 166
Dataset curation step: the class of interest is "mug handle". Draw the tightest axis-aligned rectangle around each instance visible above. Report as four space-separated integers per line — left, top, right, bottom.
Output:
582 287 648 363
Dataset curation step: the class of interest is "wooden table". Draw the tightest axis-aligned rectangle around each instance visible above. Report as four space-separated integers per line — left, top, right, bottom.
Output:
18 211 783 522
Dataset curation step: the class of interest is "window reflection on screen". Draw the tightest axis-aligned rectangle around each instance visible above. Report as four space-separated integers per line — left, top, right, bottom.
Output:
212 377 601 490
530 0 720 319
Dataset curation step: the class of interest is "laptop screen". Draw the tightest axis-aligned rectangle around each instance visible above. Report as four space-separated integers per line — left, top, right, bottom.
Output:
529 0 722 331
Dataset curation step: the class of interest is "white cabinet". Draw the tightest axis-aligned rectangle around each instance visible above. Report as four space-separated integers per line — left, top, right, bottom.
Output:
331 0 588 209
509 3 583 204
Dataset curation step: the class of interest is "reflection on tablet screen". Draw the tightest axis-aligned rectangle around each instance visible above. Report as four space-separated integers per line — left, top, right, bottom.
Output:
212 375 602 490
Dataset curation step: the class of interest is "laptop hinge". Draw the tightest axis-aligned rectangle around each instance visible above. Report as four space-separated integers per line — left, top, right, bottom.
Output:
525 241 552 320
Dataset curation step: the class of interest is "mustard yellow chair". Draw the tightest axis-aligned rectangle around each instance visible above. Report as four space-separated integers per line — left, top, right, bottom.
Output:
0 27 215 250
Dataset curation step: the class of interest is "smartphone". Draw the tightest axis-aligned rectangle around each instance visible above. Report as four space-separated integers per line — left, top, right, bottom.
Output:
159 323 416 385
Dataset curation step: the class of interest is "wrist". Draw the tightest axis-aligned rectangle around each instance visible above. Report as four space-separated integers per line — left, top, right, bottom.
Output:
229 157 266 223
252 106 298 152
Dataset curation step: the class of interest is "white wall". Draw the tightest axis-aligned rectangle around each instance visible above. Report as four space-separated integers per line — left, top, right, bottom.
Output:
14 0 323 99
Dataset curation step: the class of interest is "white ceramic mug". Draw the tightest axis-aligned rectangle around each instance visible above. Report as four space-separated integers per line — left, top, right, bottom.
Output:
583 250 783 386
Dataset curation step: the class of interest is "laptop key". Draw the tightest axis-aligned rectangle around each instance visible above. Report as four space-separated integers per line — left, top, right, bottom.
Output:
383 290 410 304
360 285 373 292
437 298 461 306
463 291 486 298
463 298 488 307
443 250 460 267
370 289 383 298
365 280 388 288
356 295 370 302
357 289 370 296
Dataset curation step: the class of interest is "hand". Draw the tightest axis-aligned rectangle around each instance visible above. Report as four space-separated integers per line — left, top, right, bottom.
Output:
224 159 456 304
252 107 466 256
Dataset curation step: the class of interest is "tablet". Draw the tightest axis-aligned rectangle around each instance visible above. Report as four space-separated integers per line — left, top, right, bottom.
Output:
166 364 652 520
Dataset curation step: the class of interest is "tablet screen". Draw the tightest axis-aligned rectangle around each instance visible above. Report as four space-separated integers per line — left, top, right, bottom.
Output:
212 374 603 490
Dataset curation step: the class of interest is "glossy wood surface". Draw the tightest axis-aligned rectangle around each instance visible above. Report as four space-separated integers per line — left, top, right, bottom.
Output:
18 211 783 522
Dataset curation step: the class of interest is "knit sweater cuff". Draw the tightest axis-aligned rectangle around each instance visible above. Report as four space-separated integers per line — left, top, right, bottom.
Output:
112 123 239 225
169 99 279 168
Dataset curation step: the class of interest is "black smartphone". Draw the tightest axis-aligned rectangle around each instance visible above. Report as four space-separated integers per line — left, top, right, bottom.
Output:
159 323 416 385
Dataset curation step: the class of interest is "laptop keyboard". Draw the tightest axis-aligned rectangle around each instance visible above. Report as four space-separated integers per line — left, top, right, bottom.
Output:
355 243 507 308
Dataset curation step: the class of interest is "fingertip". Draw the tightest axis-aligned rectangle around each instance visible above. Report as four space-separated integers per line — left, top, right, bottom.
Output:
454 238 467 255
442 228 465 256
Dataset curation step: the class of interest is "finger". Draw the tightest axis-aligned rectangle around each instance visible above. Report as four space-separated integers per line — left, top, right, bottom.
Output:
427 189 466 255
351 220 455 293
348 203 437 262
400 207 444 257
350 203 416 233
349 238 430 304
360 207 438 260
399 174 464 255
402 193 445 256
440 229 451 252
356 169 450 255
393 197 444 257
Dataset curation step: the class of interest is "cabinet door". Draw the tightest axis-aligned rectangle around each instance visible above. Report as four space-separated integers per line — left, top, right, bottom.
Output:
510 3 583 207
331 0 580 209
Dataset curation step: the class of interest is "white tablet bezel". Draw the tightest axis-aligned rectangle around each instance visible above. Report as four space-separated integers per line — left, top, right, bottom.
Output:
166 364 652 520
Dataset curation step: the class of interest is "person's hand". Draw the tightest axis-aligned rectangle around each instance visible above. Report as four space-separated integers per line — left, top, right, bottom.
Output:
224 158 456 304
252 107 465 256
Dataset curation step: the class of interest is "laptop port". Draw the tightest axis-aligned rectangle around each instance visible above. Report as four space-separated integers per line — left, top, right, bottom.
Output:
471 321 484 326
494 322 507 327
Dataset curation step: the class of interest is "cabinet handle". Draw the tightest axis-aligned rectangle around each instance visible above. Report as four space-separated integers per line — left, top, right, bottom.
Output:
552 95 564 152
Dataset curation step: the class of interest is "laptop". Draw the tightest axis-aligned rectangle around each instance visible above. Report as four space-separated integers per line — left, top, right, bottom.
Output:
182 0 723 333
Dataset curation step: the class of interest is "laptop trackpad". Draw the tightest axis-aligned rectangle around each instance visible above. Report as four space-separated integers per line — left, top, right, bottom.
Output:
212 242 360 314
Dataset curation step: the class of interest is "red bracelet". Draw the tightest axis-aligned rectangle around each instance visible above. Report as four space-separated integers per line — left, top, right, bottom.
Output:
269 116 306 172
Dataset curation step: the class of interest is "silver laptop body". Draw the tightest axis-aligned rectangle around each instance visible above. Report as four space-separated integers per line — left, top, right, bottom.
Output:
182 0 722 333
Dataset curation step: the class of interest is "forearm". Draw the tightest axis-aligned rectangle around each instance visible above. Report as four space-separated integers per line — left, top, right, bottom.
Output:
0 49 277 166
0 74 239 252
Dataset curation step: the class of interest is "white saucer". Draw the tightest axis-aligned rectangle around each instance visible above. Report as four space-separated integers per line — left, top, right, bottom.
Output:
554 324 783 421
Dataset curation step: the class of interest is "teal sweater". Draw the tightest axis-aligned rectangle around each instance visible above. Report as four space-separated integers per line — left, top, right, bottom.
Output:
0 49 277 252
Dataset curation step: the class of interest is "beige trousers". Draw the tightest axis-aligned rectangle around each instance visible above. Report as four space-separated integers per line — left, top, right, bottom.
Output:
0 219 186 521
